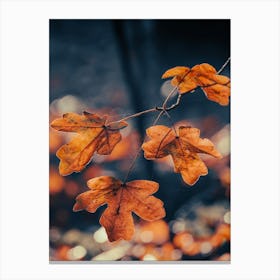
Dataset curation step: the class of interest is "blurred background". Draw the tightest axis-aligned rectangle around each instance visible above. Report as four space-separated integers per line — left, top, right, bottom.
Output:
49 19 230 261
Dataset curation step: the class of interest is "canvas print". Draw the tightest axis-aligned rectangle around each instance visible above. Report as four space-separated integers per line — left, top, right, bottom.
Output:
49 19 230 261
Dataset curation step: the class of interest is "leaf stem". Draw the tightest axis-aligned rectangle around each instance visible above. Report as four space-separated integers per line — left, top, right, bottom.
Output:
162 86 178 109
164 94 182 111
163 110 178 136
152 110 165 126
122 110 164 183
108 107 158 125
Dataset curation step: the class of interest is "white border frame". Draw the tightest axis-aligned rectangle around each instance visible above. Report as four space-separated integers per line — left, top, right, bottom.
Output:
1 0 279 279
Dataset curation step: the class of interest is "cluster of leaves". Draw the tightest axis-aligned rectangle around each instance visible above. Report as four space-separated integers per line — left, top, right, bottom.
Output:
50 62 230 242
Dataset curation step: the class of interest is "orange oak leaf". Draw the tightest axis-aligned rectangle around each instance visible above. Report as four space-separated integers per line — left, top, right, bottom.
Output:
162 63 230 106
50 112 127 176
142 125 222 186
73 176 166 242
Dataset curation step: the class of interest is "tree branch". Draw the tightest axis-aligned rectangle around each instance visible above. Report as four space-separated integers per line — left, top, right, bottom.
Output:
108 57 230 126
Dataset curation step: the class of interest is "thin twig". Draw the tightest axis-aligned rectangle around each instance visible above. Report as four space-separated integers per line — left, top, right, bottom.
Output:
217 57 231 74
152 110 165 126
163 110 178 136
162 86 178 109
123 110 164 183
165 94 182 111
122 147 142 183
108 107 158 125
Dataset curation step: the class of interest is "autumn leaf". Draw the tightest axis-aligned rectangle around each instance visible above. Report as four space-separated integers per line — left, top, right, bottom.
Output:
142 125 222 185
50 112 127 176
73 176 166 242
162 63 230 106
